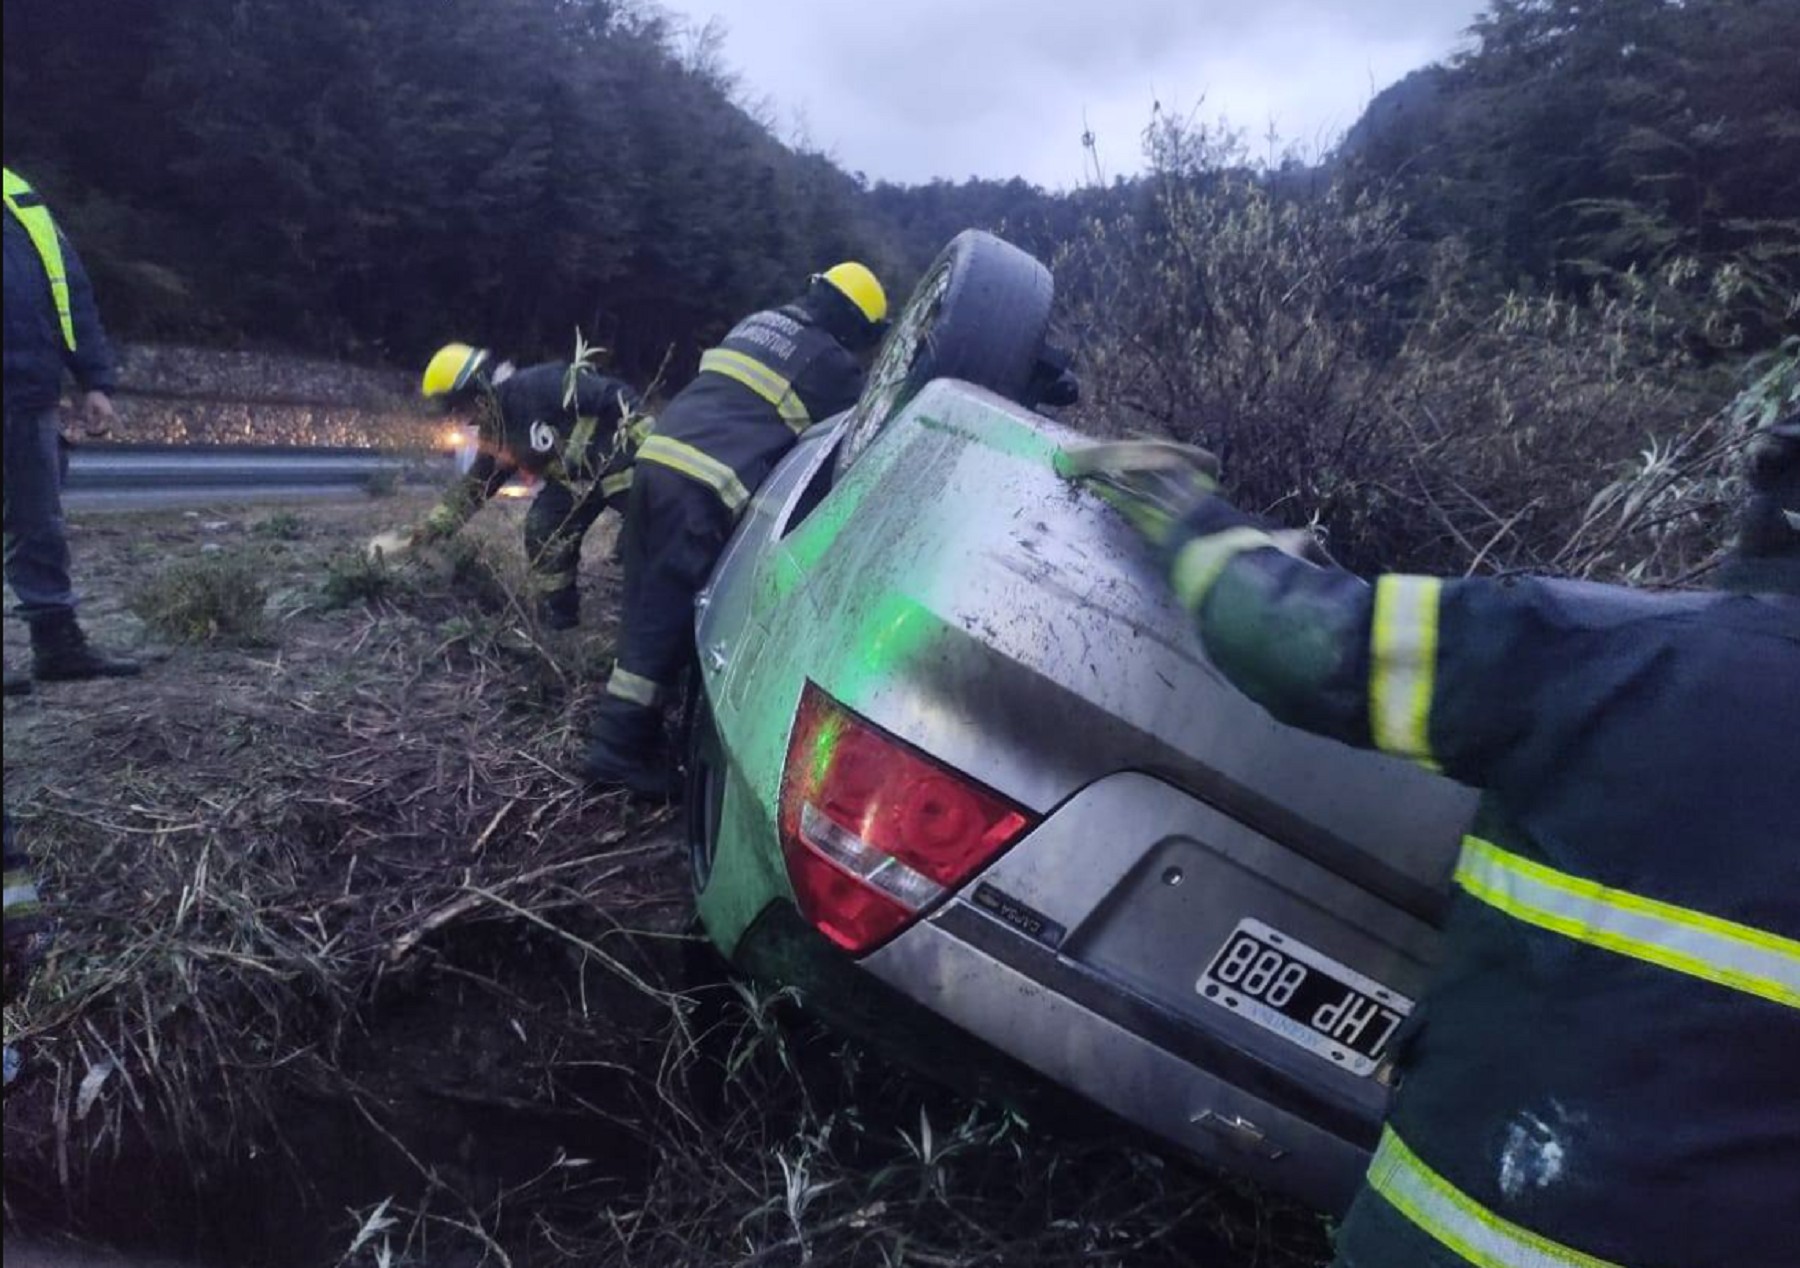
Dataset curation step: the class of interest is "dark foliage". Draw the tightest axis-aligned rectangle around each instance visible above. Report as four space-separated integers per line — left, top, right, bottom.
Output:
3 0 907 378
1342 0 1800 350
9 0 1794 383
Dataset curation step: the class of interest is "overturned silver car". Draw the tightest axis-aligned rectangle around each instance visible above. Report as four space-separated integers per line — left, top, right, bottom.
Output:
684 231 1476 1211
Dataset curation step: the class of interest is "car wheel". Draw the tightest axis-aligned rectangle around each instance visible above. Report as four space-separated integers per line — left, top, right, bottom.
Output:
835 230 1055 477
684 688 727 898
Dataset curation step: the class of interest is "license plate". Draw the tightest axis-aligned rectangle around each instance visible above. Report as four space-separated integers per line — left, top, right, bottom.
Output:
1196 918 1412 1076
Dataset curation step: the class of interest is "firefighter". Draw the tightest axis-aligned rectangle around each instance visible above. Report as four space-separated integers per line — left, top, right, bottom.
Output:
369 345 646 629
4 168 140 687
1069 419 1799 1268
581 263 888 794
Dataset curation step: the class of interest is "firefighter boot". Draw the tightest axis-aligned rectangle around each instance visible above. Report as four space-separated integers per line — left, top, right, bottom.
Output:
29 611 141 682
581 697 677 799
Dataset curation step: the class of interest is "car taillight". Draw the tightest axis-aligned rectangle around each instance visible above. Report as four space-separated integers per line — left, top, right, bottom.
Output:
778 683 1036 954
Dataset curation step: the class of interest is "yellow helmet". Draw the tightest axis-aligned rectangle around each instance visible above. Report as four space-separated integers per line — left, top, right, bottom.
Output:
818 262 888 326
421 343 490 398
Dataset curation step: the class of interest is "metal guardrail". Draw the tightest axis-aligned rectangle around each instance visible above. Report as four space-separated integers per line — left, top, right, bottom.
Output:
62 443 454 510
113 384 411 411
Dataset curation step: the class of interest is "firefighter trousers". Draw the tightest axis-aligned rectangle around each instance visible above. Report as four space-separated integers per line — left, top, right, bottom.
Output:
607 463 735 709
523 476 619 621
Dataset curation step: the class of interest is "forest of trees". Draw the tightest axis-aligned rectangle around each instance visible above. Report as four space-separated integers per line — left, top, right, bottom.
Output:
4 0 892 374
5 0 1797 381
1342 0 1800 352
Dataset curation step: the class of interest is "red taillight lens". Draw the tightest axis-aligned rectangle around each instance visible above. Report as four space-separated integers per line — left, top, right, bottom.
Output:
778 683 1035 954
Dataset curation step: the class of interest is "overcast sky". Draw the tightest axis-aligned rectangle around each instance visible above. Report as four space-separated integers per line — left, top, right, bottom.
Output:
663 1 1489 188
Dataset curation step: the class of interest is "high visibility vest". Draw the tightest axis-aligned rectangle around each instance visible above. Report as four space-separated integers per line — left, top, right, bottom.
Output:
1169 527 1800 1267
3 168 77 352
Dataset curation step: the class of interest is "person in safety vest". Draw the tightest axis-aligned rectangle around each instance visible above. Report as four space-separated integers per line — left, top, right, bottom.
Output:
369 345 646 629
4 168 140 689
1066 415 1799 1268
581 262 888 794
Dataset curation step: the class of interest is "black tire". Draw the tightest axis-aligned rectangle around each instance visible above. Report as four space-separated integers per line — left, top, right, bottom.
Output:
835 230 1055 476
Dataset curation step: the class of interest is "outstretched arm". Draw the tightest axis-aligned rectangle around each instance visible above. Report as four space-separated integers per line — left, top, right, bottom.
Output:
1156 497 1690 794
421 450 515 539
1069 442 1568 789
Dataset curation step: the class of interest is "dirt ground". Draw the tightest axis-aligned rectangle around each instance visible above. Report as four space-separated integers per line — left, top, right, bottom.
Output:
4 495 1331 1268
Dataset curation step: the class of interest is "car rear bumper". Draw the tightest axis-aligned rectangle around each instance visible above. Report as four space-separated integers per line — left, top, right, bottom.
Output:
863 897 1376 1211
731 902 1099 1121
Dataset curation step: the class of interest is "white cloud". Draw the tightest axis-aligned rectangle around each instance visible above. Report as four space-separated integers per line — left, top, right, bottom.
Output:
667 0 1486 186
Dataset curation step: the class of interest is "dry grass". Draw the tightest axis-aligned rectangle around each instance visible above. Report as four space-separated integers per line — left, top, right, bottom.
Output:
517 982 1331 1268
5 500 687 1256
6 498 1331 1268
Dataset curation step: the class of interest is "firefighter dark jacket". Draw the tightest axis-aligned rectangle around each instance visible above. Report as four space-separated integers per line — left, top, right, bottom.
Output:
425 362 640 537
1158 498 1799 1268
635 302 864 515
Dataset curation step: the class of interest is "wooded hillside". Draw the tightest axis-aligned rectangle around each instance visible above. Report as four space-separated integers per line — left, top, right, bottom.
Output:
4 0 893 374
6 0 1796 377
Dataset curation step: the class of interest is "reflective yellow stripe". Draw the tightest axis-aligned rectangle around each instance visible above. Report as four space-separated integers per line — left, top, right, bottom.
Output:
4 882 42 914
700 348 790 402
606 667 663 707
1368 1127 1624 1268
1170 527 1275 612
600 467 634 499
1456 835 1800 1009
637 435 750 513
1369 575 1442 769
3 169 75 351
700 348 811 432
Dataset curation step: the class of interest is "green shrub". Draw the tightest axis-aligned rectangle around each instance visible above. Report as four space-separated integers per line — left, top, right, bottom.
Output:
442 537 513 612
131 553 272 645
250 510 308 541
1059 115 1735 582
320 549 400 609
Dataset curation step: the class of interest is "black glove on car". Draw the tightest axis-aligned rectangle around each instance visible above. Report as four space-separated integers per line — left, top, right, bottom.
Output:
1027 345 1081 410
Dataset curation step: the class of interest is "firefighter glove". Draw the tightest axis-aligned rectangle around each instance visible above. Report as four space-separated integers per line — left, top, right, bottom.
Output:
1057 439 1222 547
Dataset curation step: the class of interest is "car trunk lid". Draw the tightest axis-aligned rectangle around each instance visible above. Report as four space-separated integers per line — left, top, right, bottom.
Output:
780 380 1475 923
